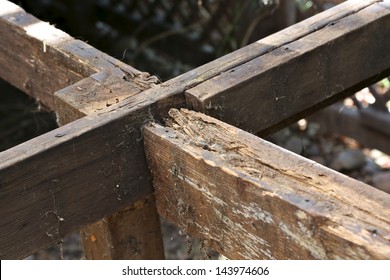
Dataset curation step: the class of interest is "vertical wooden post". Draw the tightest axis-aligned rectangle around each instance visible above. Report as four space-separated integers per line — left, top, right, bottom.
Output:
81 197 163 259
54 72 164 259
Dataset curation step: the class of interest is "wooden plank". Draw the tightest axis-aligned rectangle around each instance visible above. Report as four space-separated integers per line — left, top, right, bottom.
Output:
0 0 156 109
0 75 184 259
144 108 390 259
310 103 390 155
55 72 164 260
0 0 386 259
186 2 390 136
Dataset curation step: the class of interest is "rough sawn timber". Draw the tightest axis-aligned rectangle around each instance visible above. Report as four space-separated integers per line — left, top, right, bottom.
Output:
0 0 381 110
186 2 390 135
55 72 164 260
144 109 390 260
0 85 184 259
0 0 387 259
0 0 157 109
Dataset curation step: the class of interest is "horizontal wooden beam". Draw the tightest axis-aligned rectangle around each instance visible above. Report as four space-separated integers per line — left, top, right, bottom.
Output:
186 1 390 135
0 0 380 110
0 0 387 259
55 70 165 260
310 103 390 155
0 0 156 109
0 75 184 259
144 108 390 259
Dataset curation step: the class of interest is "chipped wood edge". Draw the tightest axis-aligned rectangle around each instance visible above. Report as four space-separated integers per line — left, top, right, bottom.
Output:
144 108 390 259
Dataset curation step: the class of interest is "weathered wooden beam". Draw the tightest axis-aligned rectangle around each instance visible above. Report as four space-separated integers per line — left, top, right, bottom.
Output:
186 2 390 136
0 0 387 259
0 0 381 110
310 103 390 155
0 0 155 109
144 108 390 260
0 77 184 259
54 71 151 126
55 72 164 260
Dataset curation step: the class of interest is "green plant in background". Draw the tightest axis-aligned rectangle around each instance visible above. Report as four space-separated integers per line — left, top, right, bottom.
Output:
378 78 390 111
295 0 314 12
378 78 390 89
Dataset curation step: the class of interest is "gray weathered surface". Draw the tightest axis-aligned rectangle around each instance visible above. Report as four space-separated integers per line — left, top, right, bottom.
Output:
144 109 390 259
0 84 184 259
0 0 155 109
0 0 388 259
186 2 390 135
56 70 164 260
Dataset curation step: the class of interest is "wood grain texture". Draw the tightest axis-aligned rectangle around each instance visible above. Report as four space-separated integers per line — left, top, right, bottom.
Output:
81 196 164 259
0 0 387 259
310 103 390 155
0 84 184 259
54 71 151 126
0 0 157 109
186 2 390 136
0 0 379 110
144 108 390 260
56 71 164 260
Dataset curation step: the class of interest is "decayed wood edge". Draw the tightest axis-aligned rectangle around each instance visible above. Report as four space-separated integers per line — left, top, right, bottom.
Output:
0 0 385 258
185 2 390 136
0 0 157 109
310 103 390 155
143 108 390 260
55 73 164 259
0 84 185 259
